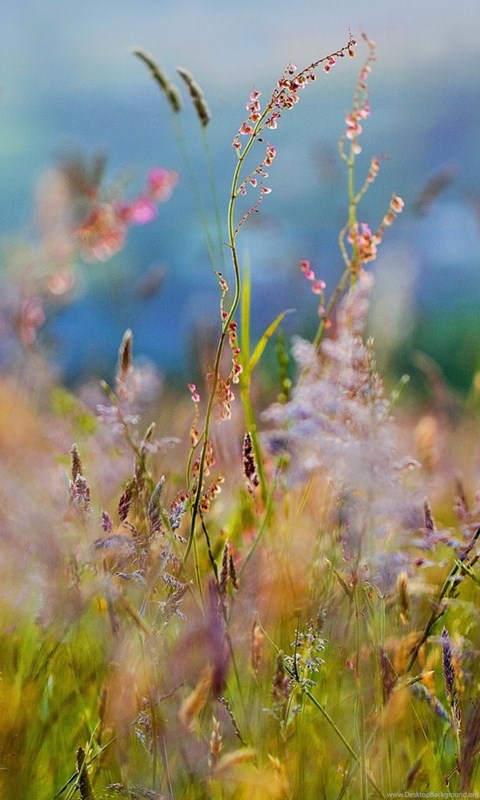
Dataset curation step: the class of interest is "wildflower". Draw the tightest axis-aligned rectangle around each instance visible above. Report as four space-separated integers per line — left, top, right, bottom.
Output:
187 382 200 404
345 113 363 140
240 122 254 136
45 266 76 297
17 295 45 347
75 168 177 263
299 259 326 297
146 166 179 201
76 203 126 262
390 194 405 213
348 222 379 264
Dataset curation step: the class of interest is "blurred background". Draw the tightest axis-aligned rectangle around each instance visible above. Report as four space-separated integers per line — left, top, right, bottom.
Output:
1 0 479 390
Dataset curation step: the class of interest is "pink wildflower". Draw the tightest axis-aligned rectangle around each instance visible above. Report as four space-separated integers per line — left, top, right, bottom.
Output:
312 280 326 295
239 122 254 135
18 296 45 346
188 383 200 403
390 195 405 213
118 197 157 225
348 222 379 264
76 204 127 262
147 167 178 202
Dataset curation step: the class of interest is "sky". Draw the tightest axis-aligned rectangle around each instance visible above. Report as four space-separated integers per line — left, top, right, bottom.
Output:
1 0 479 382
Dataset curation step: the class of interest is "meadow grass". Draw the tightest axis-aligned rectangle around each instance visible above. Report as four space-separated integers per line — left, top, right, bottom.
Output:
1 31 480 800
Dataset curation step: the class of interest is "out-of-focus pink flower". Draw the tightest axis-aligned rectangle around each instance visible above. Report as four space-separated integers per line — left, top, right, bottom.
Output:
348 222 379 264
45 266 76 297
118 197 157 225
19 296 45 345
146 168 179 202
76 203 126 262
390 195 405 214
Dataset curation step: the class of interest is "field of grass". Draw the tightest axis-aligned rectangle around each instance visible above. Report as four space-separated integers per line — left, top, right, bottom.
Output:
1 32 480 800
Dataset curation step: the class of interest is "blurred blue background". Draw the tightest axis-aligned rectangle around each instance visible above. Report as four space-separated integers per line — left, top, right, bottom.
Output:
1 0 479 387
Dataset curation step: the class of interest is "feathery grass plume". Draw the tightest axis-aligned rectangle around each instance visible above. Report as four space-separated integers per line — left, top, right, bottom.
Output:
272 652 291 706
101 509 113 532
413 164 457 216
219 540 232 597
207 578 230 695
397 572 410 625
411 683 452 726
423 498 435 534
413 414 439 472
178 665 213 732
218 696 248 745
243 431 259 493
211 748 256 777
70 442 83 481
251 620 265 675
219 540 230 596
208 716 223 770
133 49 182 113
379 647 396 704
134 693 166 761
460 698 480 791
441 627 461 733
176 66 211 126
118 479 134 522
454 475 470 520
69 442 92 514
263 273 417 591
116 328 133 402
406 760 424 790
147 476 166 532
107 784 165 799
76 747 95 800
228 546 238 590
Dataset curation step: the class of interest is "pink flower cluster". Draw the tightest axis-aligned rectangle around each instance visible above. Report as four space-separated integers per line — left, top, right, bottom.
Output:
76 168 178 262
341 35 376 156
348 223 379 265
348 195 404 267
237 143 276 198
232 34 357 152
299 260 326 296
18 296 46 346
345 103 371 154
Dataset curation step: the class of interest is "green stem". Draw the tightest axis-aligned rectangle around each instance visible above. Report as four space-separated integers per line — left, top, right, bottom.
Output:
406 526 480 673
185 110 269 567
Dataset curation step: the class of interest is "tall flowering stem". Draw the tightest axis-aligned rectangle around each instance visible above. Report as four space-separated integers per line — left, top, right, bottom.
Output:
313 33 404 348
184 32 357 568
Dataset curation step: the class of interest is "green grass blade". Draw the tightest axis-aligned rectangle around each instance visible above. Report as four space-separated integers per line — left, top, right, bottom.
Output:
249 308 295 374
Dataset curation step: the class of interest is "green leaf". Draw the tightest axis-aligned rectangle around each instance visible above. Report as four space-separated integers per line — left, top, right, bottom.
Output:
249 309 295 374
